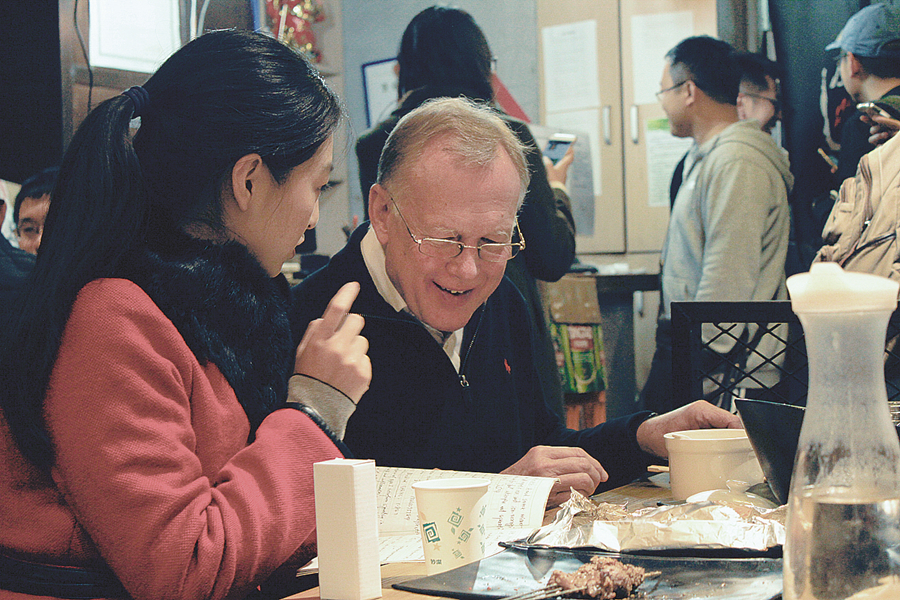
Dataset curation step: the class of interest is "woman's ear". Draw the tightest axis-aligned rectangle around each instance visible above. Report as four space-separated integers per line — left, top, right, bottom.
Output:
230 154 265 212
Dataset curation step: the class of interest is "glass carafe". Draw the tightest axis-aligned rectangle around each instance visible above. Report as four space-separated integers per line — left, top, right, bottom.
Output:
784 263 900 600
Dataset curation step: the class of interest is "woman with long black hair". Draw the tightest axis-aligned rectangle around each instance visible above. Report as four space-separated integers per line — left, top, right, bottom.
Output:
0 29 369 600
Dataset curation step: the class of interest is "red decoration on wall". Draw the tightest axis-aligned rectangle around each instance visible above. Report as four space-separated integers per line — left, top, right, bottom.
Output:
266 0 326 62
492 73 530 123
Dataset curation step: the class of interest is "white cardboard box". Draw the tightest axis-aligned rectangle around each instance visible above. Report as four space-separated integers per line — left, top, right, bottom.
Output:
314 458 382 600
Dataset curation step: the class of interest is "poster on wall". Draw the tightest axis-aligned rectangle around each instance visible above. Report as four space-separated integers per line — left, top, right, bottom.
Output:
362 58 399 128
630 11 694 106
541 20 600 113
89 0 182 73
645 118 692 208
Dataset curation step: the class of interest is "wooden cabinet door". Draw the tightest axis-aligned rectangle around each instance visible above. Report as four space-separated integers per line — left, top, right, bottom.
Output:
620 0 717 252
537 1 624 253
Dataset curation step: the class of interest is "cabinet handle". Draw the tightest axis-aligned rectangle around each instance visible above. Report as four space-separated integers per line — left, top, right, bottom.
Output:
630 105 639 144
603 105 612 146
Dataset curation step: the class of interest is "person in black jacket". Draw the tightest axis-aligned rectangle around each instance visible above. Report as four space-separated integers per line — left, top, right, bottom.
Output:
355 5 574 418
0 196 34 319
293 97 741 507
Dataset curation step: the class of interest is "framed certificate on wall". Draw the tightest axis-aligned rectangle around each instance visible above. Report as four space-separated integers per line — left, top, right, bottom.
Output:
362 58 398 128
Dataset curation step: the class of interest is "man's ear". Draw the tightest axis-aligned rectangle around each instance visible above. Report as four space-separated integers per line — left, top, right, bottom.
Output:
230 154 265 212
0 201 6 226
368 183 392 242
845 52 865 79
684 79 699 107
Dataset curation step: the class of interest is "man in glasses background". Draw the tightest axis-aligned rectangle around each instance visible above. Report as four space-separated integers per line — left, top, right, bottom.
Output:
736 52 784 135
290 97 740 507
13 167 57 255
642 36 793 415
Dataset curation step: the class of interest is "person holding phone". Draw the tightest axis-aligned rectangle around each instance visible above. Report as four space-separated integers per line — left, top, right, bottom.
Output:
859 104 900 147
827 3 900 184
355 6 576 418
867 114 900 146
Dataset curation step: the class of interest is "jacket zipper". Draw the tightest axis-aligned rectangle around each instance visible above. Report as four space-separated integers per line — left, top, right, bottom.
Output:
458 306 486 388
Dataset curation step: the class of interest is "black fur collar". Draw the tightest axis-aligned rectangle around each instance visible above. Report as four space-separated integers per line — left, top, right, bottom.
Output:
121 238 293 434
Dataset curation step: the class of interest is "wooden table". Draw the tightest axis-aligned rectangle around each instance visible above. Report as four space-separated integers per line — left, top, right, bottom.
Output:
281 476 673 600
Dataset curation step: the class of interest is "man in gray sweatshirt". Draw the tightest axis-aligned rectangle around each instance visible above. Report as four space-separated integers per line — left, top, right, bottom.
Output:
642 36 794 414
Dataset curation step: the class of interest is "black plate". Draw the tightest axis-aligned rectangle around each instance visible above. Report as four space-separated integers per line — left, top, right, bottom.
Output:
393 547 782 600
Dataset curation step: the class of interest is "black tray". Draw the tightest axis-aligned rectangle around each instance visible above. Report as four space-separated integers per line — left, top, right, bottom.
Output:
393 547 782 600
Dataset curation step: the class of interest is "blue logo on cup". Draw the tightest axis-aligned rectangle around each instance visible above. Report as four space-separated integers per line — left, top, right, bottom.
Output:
423 522 440 543
448 508 464 528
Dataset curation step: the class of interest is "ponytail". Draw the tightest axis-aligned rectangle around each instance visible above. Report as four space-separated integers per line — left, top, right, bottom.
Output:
1 94 148 472
0 28 342 474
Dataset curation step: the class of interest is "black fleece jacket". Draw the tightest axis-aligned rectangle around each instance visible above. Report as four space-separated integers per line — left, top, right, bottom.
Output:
289 225 652 489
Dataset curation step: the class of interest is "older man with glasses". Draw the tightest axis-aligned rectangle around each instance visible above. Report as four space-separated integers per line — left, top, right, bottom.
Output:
290 97 740 507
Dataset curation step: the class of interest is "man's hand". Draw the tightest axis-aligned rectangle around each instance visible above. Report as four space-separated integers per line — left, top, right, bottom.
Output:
542 145 575 187
636 400 742 458
864 113 900 146
294 282 371 402
501 446 607 507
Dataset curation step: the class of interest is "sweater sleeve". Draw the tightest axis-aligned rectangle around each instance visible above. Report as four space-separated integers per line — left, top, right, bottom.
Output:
44 279 342 600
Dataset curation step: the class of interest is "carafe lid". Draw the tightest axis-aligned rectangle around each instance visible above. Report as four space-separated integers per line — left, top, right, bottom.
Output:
787 263 899 313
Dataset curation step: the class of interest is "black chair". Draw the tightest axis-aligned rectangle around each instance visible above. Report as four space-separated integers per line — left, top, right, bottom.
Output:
669 301 900 409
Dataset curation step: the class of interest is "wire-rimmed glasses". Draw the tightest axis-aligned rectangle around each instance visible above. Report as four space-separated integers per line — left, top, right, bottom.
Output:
390 196 525 263
656 79 689 100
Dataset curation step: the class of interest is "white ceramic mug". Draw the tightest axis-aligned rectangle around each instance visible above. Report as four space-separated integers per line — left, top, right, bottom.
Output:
663 429 764 500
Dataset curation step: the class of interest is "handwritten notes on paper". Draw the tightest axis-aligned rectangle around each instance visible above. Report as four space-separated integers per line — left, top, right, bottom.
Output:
375 467 555 563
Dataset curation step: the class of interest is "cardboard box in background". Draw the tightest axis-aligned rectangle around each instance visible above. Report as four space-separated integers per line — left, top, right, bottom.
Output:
542 275 607 395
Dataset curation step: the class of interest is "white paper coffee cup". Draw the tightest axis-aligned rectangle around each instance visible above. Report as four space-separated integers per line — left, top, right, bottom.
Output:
412 478 490 575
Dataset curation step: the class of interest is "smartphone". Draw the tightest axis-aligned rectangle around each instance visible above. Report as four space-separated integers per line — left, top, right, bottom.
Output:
857 101 900 120
543 133 577 164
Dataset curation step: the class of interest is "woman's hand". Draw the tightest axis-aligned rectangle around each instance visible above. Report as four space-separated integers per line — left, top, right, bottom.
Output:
294 282 371 402
542 145 575 187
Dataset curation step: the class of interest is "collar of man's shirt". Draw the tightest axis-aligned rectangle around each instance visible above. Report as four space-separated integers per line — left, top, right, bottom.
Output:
360 227 464 370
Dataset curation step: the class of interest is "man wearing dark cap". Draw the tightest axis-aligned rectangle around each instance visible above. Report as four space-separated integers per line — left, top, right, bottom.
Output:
829 2 900 183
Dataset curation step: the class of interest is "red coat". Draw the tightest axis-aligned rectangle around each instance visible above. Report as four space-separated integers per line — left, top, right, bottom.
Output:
0 279 342 600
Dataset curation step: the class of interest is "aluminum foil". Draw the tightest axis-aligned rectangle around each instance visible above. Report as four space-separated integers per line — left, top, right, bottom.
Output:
521 490 785 553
